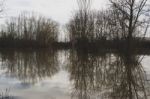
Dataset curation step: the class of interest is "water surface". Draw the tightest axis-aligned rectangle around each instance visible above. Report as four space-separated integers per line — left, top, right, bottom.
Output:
0 49 150 99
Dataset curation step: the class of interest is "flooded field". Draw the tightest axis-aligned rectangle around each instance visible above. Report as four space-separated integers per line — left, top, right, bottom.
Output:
0 49 150 99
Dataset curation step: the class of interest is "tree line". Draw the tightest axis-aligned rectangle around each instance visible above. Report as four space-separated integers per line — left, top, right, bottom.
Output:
67 0 150 49
0 0 149 49
0 13 58 48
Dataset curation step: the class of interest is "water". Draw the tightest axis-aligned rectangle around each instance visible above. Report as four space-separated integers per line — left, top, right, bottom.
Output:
0 49 150 99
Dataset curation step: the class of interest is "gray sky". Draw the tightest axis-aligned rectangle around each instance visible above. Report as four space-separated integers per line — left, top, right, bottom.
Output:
2 0 109 24
1 0 150 40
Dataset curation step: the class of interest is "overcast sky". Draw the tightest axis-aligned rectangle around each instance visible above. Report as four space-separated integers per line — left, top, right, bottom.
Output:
1 0 150 40
2 0 109 24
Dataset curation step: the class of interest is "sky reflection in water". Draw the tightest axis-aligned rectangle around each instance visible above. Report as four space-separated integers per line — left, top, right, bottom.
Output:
0 49 150 99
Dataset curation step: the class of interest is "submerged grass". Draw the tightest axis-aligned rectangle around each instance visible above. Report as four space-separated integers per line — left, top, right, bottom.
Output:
0 88 11 99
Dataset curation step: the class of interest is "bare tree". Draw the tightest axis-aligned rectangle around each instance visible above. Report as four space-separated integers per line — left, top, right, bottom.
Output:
67 0 96 48
109 0 150 41
0 12 59 47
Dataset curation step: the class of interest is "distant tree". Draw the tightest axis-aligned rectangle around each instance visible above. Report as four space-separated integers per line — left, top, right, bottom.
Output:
0 12 59 47
67 0 96 46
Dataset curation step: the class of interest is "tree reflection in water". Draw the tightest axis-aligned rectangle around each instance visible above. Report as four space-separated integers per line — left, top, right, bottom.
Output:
0 49 59 84
68 49 150 99
0 48 149 99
